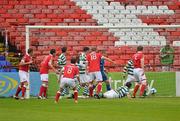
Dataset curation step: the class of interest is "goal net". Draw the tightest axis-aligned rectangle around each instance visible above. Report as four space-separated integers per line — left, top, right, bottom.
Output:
25 25 180 98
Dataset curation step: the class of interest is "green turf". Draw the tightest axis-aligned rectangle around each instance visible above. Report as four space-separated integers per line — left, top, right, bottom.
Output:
0 98 180 121
48 72 176 97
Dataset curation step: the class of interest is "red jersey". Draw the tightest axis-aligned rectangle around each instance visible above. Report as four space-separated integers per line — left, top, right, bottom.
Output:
40 54 53 74
63 64 79 79
19 54 32 72
86 52 102 72
132 51 143 68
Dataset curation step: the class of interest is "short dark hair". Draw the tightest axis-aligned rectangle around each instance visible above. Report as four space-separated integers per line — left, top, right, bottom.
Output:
50 49 56 54
83 47 89 52
125 82 132 88
137 46 143 51
61 47 67 53
71 57 77 64
91 47 96 51
27 48 33 54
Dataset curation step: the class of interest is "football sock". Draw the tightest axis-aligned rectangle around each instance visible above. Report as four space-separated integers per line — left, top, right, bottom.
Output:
43 87 47 98
140 84 146 96
133 84 140 97
15 86 21 97
83 85 89 95
74 90 78 101
21 86 26 97
96 82 102 94
55 91 61 102
106 84 111 91
77 84 81 92
89 85 94 97
39 86 45 96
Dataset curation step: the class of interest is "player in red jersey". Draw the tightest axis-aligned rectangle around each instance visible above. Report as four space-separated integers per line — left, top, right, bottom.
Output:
132 46 147 98
38 49 59 99
55 57 80 103
14 48 33 100
86 47 115 98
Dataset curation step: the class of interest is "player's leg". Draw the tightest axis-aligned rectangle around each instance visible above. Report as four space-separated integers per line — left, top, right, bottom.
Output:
94 71 103 98
38 74 48 99
102 71 111 91
55 78 66 103
71 79 78 103
81 74 90 96
21 81 28 99
88 72 95 97
139 70 147 97
16 71 28 99
132 69 140 98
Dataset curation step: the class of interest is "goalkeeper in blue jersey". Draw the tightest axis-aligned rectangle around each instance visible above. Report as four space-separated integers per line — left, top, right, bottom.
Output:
102 82 132 99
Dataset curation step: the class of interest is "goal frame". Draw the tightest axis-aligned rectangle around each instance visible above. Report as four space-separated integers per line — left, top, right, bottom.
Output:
25 25 180 98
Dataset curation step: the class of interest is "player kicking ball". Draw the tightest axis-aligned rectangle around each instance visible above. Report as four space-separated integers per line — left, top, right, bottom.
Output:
55 57 80 103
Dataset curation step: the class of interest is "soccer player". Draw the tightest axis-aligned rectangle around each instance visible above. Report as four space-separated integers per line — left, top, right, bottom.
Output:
132 46 147 98
77 47 90 96
100 50 116 91
14 48 33 100
57 47 67 69
57 47 68 96
86 47 115 98
38 49 59 99
55 57 80 103
103 82 132 99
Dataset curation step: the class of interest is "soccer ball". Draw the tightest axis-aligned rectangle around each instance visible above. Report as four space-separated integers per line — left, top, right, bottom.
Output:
150 88 157 94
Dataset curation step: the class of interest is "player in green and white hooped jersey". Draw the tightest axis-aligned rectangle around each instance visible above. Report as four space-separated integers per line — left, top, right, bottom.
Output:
76 47 90 96
102 82 132 99
57 47 68 96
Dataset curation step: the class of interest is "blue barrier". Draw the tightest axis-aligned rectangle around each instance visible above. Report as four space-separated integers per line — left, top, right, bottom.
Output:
0 72 41 97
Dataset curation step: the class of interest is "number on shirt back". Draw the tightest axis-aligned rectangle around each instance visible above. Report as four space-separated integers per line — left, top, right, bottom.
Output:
67 67 72 74
90 53 97 60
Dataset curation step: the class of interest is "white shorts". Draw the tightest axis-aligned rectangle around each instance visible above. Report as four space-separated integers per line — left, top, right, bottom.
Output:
41 74 48 82
103 90 119 98
133 68 147 84
125 75 137 83
89 71 102 82
19 70 29 83
60 78 76 89
80 74 90 83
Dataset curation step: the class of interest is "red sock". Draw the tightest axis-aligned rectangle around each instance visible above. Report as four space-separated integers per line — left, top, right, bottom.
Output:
43 87 47 98
15 86 21 96
39 86 45 96
89 85 93 97
96 82 102 94
140 84 146 96
55 91 61 102
22 86 26 97
133 84 140 97
74 90 78 101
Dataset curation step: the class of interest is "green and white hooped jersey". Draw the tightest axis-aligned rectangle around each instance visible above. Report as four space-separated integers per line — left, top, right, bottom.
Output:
123 60 134 76
57 53 66 67
116 86 129 98
79 52 87 74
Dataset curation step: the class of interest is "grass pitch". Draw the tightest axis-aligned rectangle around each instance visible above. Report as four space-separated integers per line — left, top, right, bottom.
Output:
0 97 180 121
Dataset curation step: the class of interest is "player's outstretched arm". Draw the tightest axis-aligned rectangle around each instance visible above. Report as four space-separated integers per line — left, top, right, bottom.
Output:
102 56 116 65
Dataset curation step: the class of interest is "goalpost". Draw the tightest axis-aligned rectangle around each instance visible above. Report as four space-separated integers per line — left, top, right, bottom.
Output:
25 25 180 98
